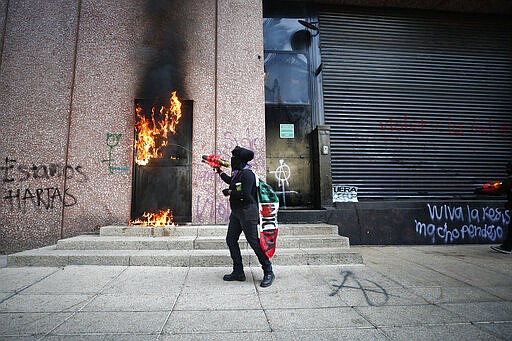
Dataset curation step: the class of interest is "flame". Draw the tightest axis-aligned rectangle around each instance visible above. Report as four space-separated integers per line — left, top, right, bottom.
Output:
135 91 182 166
130 209 175 227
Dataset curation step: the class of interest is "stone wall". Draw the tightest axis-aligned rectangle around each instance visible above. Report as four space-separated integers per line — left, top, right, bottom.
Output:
0 0 265 253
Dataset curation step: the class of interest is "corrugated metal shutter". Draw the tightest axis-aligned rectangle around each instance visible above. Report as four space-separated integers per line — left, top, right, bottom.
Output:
319 7 512 200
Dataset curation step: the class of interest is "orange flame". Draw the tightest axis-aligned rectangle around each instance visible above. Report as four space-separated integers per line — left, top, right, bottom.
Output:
130 209 175 227
135 91 182 166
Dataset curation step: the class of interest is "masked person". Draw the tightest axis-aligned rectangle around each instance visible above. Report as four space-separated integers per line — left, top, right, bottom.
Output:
490 161 512 254
215 146 275 287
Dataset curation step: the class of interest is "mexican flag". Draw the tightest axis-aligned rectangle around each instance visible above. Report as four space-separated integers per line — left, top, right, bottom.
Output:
254 173 279 259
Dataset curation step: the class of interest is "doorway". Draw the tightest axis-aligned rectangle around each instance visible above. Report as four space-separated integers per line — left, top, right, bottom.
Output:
263 15 319 208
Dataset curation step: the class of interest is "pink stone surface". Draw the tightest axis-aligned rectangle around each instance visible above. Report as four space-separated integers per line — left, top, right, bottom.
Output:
0 0 80 253
0 0 266 252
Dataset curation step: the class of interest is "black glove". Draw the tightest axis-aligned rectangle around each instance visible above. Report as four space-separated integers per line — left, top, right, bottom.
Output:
222 188 230 197
213 167 222 174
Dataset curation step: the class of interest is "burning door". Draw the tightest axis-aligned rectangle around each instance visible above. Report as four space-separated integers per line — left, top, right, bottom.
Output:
131 92 193 224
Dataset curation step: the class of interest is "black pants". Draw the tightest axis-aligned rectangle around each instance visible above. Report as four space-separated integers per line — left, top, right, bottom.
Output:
226 206 272 274
503 219 512 249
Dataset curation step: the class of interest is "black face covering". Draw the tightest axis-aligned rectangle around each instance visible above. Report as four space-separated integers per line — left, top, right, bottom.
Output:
231 156 245 171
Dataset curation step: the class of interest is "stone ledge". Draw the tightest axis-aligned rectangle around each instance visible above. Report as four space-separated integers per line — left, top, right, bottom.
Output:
7 247 363 267
56 235 350 251
99 224 339 237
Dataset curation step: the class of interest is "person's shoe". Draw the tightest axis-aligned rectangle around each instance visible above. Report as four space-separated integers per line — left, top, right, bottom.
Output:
260 272 275 287
490 245 512 254
223 272 246 281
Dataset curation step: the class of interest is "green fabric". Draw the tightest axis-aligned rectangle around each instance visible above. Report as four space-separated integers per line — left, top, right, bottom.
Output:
257 178 279 204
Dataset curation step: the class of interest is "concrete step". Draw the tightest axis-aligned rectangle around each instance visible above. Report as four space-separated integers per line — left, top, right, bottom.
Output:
7 224 363 267
193 235 350 250
7 246 363 267
56 234 350 250
99 224 339 237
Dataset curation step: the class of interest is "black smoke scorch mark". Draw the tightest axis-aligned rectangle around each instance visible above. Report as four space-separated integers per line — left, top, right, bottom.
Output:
137 0 186 101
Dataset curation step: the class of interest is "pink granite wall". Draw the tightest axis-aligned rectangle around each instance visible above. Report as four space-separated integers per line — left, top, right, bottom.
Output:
0 0 80 253
195 0 266 224
0 0 266 253
61 0 141 239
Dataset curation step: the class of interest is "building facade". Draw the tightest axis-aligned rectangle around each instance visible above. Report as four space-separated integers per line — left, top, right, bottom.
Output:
1 0 511 253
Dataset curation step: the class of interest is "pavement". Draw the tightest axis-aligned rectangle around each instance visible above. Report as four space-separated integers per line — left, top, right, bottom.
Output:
0 245 511 340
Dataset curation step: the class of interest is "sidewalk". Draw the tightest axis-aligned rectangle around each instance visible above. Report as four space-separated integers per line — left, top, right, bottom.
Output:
0 245 511 340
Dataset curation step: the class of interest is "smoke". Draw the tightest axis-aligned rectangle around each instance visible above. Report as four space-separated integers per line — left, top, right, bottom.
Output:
137 0 185 101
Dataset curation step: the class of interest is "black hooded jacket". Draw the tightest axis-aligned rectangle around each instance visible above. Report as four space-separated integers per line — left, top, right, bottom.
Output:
219 146 258 210
220 168 258 210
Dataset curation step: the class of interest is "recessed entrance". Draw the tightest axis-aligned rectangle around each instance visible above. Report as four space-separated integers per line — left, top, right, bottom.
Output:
131 95 193 224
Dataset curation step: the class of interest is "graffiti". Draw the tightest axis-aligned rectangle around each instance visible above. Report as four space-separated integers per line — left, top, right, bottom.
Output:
329 270 390 306
1 157 86 210
380 115 463 135
193 163 215 185
193 192 229 222
270 159 291 207
471 117 512 135
102 133 130 173
1 157 86 183
192 162 229 222
2 187 76 209
379 115 426 133
379 114 512 136
222 129 264 169
414 203 510 243
192 129 279 222
223 129 262 155
191 129 265 222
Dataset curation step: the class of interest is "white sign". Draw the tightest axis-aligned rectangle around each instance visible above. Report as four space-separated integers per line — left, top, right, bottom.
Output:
279 124 294 139
333 185 358 202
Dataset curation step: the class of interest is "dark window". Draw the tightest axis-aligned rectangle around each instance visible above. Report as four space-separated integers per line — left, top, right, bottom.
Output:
264 18 312 105
264 53 309 104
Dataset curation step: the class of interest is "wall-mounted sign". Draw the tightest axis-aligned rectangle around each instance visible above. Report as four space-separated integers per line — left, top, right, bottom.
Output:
333 185 358 202
279 124 294 139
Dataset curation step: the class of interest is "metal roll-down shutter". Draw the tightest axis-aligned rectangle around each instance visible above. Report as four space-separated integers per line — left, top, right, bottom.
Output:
319 7 512 200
